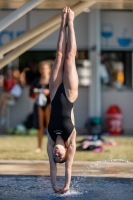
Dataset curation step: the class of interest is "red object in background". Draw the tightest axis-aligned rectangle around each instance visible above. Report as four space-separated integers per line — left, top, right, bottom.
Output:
106 105 122 135
4 78 16 92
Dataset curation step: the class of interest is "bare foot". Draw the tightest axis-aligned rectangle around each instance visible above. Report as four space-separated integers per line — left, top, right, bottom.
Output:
67 7 74 26
61 7 68 27
35 148 41 153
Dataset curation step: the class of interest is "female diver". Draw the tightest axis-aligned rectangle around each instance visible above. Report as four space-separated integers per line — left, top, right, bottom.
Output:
47 7 78 194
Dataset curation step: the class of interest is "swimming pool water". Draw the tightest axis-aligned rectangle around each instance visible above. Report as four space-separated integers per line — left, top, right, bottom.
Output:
0 175 133 200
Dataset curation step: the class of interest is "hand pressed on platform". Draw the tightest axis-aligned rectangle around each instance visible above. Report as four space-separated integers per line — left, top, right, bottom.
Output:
53 185 62 193
59 186 69 194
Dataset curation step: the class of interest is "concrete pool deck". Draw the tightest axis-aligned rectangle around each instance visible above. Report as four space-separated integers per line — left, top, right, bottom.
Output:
0 160 133 178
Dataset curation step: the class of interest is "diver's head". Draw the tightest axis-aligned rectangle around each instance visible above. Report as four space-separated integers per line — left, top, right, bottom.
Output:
53 144 67 163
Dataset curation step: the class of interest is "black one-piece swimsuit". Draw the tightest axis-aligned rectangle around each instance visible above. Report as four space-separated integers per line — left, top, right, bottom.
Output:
48 83 75 142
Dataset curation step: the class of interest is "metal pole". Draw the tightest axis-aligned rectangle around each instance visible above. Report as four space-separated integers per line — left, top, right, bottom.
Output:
0 1 96 56
132 51 133 88
0 1 96 69
0 0 44 32
0 24 59 69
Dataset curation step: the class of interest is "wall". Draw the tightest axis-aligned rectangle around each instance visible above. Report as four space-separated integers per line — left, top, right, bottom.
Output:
74 87 88 128
101 11 133 50
0 10 89 50
1 10 133 50
10 87 35 127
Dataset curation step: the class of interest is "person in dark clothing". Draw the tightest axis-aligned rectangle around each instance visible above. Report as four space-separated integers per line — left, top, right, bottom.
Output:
47 7 78 194
30 61 51 153
21 59 40 86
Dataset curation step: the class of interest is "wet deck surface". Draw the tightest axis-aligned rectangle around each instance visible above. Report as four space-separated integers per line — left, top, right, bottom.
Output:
0 160 133 177
0 161 133 200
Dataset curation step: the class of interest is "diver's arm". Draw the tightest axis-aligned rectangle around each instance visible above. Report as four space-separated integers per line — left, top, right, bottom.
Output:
47 135 61 192
60 142 76 194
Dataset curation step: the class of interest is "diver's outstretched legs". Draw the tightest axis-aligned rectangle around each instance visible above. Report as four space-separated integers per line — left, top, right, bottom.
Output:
63 8 78 103
49 7 67 101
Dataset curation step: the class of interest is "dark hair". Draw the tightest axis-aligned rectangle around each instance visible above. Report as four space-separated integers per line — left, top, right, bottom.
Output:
54 157 66 164
53 149 68 164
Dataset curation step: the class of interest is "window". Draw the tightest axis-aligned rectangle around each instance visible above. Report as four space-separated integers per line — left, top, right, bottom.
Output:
101 51 132 89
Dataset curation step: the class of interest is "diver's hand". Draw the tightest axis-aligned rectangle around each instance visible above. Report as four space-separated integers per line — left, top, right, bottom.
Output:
53 185 62 193
59 187 69 194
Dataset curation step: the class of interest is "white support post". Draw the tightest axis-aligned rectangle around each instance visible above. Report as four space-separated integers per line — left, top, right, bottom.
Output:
88 10 101 117
0 0 44 32
132 51 133 88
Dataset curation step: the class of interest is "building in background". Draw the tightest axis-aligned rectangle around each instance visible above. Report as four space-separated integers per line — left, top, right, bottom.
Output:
0 8 133 134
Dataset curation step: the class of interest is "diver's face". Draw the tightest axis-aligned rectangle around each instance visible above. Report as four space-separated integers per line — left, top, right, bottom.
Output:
53 145 66 162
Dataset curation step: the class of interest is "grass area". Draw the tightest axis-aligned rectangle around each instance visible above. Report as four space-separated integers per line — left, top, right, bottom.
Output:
0 136 133 161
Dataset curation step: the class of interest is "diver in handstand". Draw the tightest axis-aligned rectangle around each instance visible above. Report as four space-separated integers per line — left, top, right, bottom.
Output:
47 7 78 194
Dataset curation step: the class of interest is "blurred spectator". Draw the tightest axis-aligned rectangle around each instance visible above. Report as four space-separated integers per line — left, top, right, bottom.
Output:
3 68 16 92
111 61 124 89
20 68 30 86
13 68 21 81
23 59 40 85
30 61 51 153
0 75 4 88
0 68 22 125
100 57 110 85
